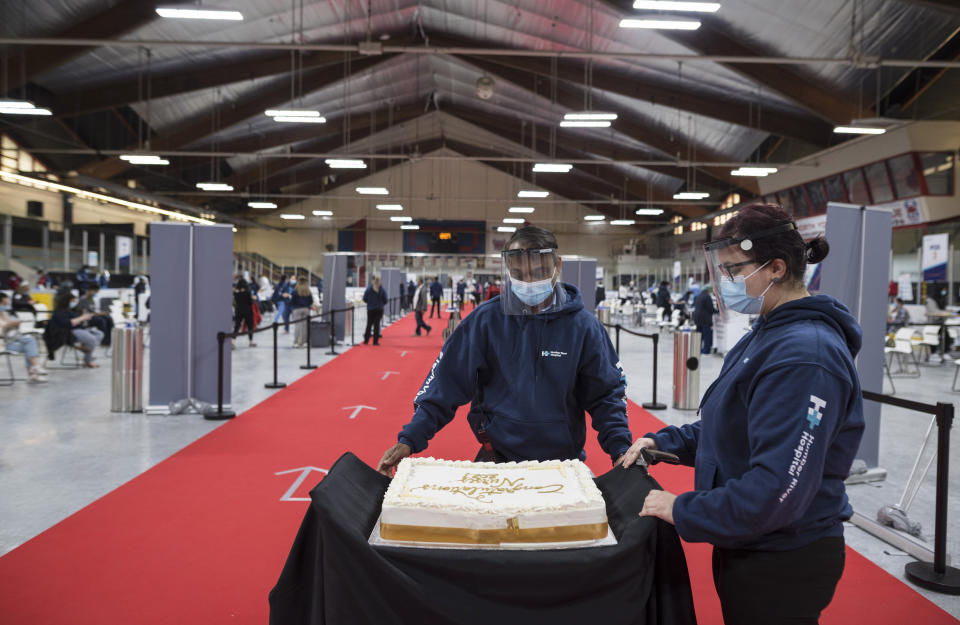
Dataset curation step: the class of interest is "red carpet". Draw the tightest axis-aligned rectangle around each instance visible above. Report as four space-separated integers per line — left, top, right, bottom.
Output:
0 310 956 624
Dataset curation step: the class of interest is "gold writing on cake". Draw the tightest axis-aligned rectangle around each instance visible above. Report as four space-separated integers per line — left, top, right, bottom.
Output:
408 473 564 503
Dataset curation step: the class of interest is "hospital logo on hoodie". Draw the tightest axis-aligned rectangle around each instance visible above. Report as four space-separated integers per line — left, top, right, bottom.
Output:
806 395 826 430
541 350 568 358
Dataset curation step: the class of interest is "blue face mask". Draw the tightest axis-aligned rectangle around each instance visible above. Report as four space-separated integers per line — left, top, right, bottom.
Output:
719 261 773 315
0 304 9 312
510 276 555 307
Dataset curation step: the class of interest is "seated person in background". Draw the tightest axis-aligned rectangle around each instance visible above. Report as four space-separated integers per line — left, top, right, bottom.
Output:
12 284 37 316
887 297 908 332
75 284 114 346
0 293 48 383
50 290 102 368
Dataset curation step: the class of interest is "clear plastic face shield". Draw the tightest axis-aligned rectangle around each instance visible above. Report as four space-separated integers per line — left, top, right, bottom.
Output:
703 222 797 317
500 247 566 315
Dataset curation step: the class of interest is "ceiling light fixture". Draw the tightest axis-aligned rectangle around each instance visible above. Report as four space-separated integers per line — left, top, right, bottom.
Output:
376 204 403 210
584 215 606 221
635 208 665 215
619 18 701 29
0 99 35 108
272 116 325 124
564 112 618 121
280 214 305 220
610 219 636 226
119 154 170 166
632 1 720 12
400 224 420 230
0 100 52 115
196 182 234 191
559 120 611 128
312 210 333 216
497 226 517 233
673 191 710 200
356 187 389 195
731 167 778 176
833 126 886 135
325 159 366 169
390 216 413 222
248 201 277 209
532 163 573 173
518 190 549 198
155 6 243 20
503 217 525 224
508 206 535 213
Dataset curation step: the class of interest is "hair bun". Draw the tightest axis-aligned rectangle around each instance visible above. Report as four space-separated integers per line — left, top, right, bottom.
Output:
805 237 830 264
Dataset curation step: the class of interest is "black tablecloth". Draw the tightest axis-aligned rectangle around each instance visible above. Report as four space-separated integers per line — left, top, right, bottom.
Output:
269 453 696 625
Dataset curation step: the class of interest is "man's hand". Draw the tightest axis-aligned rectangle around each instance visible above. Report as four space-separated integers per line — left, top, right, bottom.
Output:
638 489 677 525
619 437 658 469
377 443 412 476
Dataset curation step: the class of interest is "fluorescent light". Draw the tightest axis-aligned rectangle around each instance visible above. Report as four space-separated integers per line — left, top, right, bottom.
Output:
0 99 36 108
247 201 277 209
0 106 52 115
564 112 618 121
272 116 325 123
584 215 606 221
533 163 573 173
119 154 169 165
509 206 535 213
560 120 612 128
635 208 665 215
673 191 709 200
312 210 333 216
833 126 886 135
400 224 420 230
376 204 403 210
518 190 549 198
156 6 243 20
611 219 636 226
619 18 701 29
356 187 389 195
265 109 321 117
280 214 305 220
325 159 366 169
196 182 234 191
390 216 413 222
0 171 214 224
503 217 525 224
731 167 777 176
497 226 517 233
632 1 720 12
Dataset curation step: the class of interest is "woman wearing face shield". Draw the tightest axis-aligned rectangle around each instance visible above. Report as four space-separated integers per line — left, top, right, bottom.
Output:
378 225 633 473
620 204 864 625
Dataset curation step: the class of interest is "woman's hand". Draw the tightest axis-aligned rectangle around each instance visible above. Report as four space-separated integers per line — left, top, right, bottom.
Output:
619 437 658 469
639 489 677 525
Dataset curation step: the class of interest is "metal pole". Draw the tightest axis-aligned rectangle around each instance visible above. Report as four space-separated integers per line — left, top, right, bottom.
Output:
3 214 11 269
265 323 287 388
643 333 667 410
615 324 621 354
327 309 338 355
82 229 88 265
301 312 317 370
99 231 105 271
204 332 236 420
42 224 49 271
63 226 70 271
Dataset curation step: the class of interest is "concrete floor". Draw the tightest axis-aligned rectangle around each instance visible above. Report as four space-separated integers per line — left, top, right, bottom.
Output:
1 309 958 617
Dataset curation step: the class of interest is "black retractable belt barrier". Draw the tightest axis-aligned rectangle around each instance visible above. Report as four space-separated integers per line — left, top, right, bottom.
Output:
600 322 666 411
301 312 318 370
327 309 338 356
203 331 236 420
265 323 287 389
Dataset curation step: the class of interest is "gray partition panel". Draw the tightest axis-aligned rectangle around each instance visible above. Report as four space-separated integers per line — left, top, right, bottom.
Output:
561 257 598 311
323 253 347 341
380 268 401 319
820 202 892 468
148 223 191 410
192 225 234 405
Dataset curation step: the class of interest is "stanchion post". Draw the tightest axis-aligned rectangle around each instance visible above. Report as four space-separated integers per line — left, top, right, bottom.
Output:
265 322 287 389
301 312 317 370
642 332 667 411
905 401 960 594
204 331 236 420
327 309 338 355
615 324 621 355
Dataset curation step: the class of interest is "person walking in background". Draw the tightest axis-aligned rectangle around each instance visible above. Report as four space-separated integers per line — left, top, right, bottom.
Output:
692 285 719 354
233 277 256 348
456 278 466 310
289 276 314 348
429 276 443 319
485 279 501 301
363 275 388 345
655 280 672 319
50 290 102 367
412 278 432 337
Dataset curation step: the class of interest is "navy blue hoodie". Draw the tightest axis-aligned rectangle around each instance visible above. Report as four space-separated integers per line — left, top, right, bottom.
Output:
648 295 864 551
398 283 633 463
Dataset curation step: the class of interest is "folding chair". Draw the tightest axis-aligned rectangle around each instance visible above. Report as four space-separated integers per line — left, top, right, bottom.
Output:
884 328 921 377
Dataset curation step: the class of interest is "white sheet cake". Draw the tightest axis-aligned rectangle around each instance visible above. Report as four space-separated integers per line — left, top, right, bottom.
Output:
379 457 607 545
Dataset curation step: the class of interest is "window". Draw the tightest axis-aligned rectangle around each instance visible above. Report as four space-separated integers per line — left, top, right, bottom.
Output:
790 186 810 218
843 168 871 204
887 153 921 199
823 175 847 203
864 162 894 203
920 152 954 196
805 181 827 215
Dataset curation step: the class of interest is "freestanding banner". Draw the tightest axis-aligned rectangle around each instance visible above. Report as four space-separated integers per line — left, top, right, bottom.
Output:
561 256 598 311
116 235 132 271
146 223 233 414
819 202 893 470
921 233 949 281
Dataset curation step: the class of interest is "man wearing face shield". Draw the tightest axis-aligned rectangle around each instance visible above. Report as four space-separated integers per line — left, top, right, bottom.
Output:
378 225 633 473
619 204 865 625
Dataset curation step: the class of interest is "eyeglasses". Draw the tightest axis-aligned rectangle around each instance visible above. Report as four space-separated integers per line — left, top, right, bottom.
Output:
718 260 756 280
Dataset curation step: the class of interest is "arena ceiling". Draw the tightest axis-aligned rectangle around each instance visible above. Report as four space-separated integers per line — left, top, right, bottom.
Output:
0 0 958 230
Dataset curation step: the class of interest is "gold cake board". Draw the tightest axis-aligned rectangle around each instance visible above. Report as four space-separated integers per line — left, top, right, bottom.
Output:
369 516 617 551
